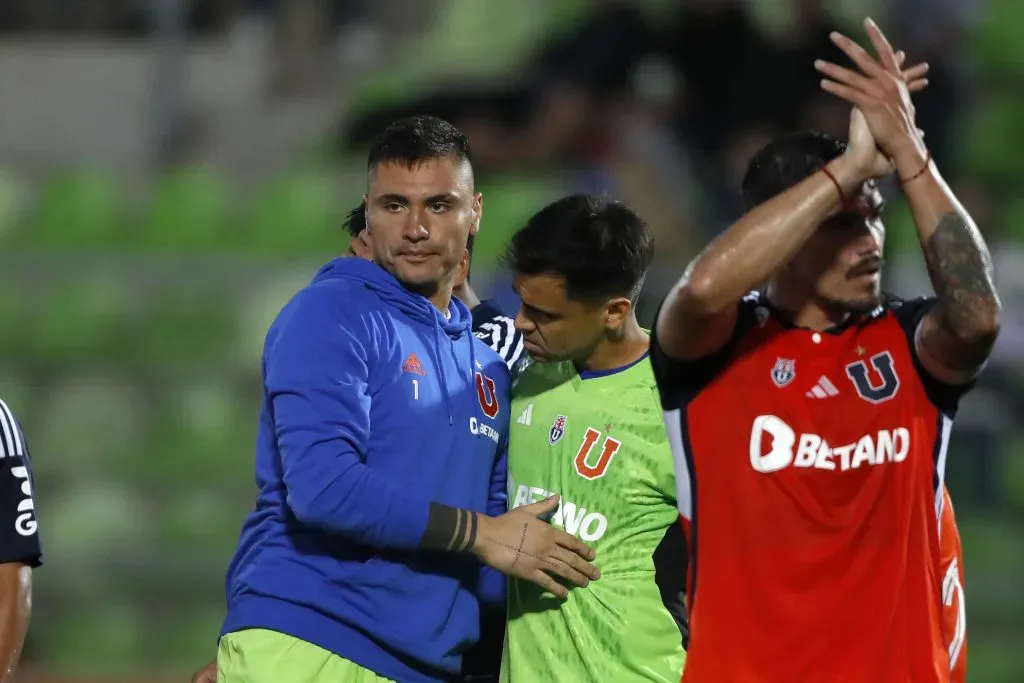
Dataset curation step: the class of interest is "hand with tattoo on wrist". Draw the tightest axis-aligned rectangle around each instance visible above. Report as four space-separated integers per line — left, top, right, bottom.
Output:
423 496 600 598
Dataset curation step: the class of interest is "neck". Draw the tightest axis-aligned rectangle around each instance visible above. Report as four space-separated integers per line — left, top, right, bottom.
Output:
576 316 649 372
395 268 455 314
428 286 453 314
454 282 481 310
766 280 850 331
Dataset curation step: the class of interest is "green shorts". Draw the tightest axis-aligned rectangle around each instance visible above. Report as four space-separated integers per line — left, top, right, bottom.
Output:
218 628 396 683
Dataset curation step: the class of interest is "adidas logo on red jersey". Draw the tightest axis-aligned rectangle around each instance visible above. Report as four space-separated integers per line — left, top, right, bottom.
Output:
806 375 840 399
402 353 426 376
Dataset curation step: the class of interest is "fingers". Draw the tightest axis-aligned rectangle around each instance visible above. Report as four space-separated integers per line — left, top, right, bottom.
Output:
521 495 560 519
907 78 930 93
553 528 597 562
830 31 887 79
529 568 570 599
542 553 592 588
553 544 601 582
864 17 899 73
895 50 906 67
814 60 882 96
820 79 874 109
902 61 930 82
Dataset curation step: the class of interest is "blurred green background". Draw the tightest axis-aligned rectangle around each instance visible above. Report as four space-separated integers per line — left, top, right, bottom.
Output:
0 0 1021 680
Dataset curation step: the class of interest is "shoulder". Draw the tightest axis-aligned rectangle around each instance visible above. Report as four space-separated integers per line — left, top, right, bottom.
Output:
651 290 765 405
877 295 972 414
472 337 512 383
0 397 26 458
270 278 382 342
471 299 525 371
883 295 936 333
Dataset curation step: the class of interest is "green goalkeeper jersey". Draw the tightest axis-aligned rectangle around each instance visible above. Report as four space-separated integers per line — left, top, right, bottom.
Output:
501 353 687 682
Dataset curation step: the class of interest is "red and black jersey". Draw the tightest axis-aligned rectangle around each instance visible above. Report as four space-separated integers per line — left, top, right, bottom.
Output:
651 292 967 683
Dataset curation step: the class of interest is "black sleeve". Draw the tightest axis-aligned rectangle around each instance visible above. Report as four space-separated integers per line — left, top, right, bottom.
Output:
471 300 526 372
650 294 761 409
890 296 975 415
0 401 41 567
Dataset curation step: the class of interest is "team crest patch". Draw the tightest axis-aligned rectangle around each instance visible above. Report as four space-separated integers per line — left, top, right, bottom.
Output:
770 357 796 387
549 415 567 445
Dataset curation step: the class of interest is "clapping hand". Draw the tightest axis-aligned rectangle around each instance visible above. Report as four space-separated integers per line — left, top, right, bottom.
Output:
815 18 930 174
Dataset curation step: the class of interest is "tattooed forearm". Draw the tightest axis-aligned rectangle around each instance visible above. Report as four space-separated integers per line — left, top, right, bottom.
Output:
920 211 1000 367
421 503 479 552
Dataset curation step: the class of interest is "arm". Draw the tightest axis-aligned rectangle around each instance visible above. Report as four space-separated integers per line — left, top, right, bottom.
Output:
893 143 1000 384
268 287 477 553
813 21 1000 385
0 401 39 682
271 288 598 588
657 153 866 360
0 564 31 683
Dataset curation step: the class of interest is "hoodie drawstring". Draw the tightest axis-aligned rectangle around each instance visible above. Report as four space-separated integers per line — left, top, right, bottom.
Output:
432 323 454 425
467 338 482 426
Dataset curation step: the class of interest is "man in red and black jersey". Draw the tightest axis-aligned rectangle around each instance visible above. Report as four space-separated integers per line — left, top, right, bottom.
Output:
650 20 997 683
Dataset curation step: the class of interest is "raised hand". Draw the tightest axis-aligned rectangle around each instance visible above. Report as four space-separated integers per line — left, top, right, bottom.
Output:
844 107 893 180
814 18 928 163
473 495 600 598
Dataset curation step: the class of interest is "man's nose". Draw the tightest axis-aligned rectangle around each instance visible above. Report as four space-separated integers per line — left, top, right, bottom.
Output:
514 310 534 334
403 209 429 242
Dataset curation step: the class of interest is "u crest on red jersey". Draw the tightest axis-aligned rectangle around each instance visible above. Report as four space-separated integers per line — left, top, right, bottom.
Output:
845 351 901 404
474 372 500 419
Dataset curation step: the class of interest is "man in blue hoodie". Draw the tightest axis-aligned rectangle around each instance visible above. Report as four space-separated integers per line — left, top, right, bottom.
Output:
216 115 599 683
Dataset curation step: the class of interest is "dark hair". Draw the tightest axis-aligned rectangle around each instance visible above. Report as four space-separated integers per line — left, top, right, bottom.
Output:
367 115 472 170
741 131 847 210
342 204 365 238
505 194 653 302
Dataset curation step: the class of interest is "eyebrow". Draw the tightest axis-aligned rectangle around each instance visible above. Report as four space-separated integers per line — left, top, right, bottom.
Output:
522 301 559 318
373 193 459 205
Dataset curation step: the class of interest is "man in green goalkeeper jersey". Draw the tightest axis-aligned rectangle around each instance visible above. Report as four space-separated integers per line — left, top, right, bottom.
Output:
500 194 687 682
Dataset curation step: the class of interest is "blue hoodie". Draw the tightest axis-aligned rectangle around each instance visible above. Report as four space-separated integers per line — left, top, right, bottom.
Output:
222 258 511 682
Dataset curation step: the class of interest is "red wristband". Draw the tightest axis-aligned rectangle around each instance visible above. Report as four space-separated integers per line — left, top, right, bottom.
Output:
898 150 931 186
821 164 845 205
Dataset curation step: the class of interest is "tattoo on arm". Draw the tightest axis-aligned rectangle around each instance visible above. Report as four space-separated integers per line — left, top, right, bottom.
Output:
920 211 1000 369
421 503 479 552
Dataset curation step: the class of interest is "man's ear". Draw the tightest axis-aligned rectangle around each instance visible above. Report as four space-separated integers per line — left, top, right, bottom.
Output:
454 249 471 288
471 192 483 236
603 297 633 331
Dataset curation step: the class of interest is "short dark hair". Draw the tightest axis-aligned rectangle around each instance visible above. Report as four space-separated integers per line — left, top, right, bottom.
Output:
367 115 472 170
342 204 365 238
741 131 847 210
505 194 653 302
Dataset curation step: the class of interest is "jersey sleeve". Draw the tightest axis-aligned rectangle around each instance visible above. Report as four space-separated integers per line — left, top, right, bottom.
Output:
0 399 42 567
890 296 974 414
472 300 526 372
650 293 761 407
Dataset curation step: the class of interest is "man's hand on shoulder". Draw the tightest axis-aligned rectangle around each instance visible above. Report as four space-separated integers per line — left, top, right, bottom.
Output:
471 496 600 598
